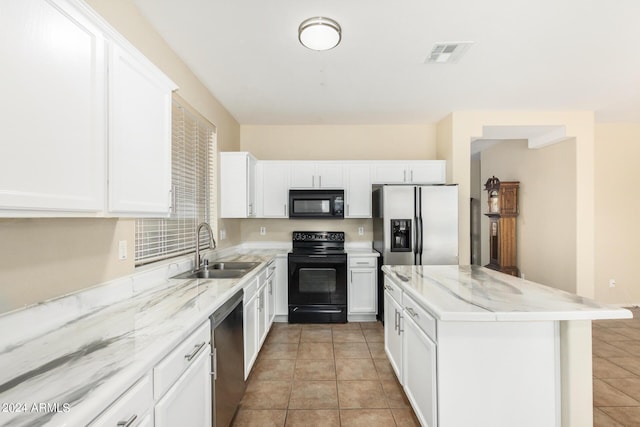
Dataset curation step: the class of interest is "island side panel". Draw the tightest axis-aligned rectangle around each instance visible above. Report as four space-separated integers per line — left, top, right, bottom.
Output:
437 320 559 427
560 320 593 427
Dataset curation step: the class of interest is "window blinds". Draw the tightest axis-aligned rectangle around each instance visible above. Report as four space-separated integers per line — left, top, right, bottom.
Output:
135 99 216 265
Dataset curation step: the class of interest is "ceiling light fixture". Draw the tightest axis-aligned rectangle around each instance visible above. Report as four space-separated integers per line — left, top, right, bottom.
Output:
298 17 341 51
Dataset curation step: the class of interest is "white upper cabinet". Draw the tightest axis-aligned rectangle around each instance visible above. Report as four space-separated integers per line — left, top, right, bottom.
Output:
0 0 106 216
0 0 177 217
257 161 290 218
107 42 176 216
344 162 372 218
290 161 343 189
372 160 446 184
220 152 257 218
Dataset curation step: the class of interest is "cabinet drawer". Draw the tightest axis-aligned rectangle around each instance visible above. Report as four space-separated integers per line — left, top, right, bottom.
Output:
348 256 376 268
383 276 402 303
153 321 210 400
402 293 436 342
244 277 258 301
266 260 276 278
91 374 152 426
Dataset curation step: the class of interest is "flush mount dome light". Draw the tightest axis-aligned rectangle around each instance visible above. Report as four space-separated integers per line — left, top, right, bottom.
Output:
298 17 341 51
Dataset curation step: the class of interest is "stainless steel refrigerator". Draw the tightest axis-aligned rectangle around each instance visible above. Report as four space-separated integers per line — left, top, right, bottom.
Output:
373 184 459 319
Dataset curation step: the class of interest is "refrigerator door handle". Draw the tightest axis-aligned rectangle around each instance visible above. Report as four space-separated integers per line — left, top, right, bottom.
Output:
413 187 419 265
416 187 423 265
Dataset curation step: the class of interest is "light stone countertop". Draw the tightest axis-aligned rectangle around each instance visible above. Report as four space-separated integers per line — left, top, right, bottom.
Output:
383 264 632 322
0 249 286 427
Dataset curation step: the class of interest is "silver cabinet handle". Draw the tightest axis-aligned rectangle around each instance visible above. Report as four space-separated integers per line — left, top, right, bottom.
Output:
346 204 350 216
210 347 217 380
185 341 206 362
403 170 407 182
319 175 322 187
356 261 369 265
406 307 418 318
268 279 273 295
394 309 399 331
410 170 414 182
117 415 137 427
384 284 393 291
312 175 315 187
284 204 287 216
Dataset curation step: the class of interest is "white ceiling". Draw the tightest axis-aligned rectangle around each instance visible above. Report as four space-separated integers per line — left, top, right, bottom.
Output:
133 0 640 125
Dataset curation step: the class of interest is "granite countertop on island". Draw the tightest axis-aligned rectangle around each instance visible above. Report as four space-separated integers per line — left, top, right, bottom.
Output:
0 248 286 427
383 264 632 322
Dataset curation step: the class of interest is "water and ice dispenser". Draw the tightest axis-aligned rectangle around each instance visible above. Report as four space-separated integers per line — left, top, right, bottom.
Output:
390 219 411 252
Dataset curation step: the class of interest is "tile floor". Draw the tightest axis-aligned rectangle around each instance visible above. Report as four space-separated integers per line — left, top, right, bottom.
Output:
593 307 640 426
232 321 420 427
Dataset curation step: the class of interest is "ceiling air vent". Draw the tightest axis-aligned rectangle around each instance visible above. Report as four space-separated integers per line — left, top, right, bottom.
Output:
425 41 473 64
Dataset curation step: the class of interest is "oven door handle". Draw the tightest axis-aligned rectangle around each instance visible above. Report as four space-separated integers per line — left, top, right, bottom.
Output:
292 307 343 314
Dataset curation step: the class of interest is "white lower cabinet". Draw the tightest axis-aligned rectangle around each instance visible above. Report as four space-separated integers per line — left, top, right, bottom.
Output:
257 281 268 347
275 255 288 317
154 344 212 427
403 309 437 427
244 280 259 379
347 255 377 321
90 374 153 426
383 289 403 381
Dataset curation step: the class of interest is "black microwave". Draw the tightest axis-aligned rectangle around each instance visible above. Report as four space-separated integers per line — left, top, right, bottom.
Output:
289 189 344 219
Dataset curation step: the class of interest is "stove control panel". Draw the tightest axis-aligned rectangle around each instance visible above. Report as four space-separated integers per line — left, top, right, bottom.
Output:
292 231 345 242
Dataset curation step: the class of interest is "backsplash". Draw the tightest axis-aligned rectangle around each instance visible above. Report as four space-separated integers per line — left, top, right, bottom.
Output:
240 218 373 242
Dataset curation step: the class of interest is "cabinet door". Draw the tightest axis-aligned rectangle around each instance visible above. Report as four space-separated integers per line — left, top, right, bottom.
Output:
244 295 258 379
247 155 257 217
290 161 316 188
349 269 377 314
275 256 288 316
383 291 403 382
220 152 256 218
317 162 343 188
259 161 290 217
257 285 268 347
267 275 276 327
154 344 211 427
345 163 372 217
407 161 446 184
0 0 105 215
403 314 437 427
372 162 408 184
108 42 174 216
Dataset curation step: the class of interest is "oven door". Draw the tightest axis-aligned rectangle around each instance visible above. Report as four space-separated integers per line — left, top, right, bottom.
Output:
288 254 347 306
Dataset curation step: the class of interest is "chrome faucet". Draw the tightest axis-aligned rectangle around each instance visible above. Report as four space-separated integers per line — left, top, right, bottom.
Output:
195 222 216 270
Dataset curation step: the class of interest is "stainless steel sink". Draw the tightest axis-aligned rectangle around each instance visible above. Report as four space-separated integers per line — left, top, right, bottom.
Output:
171 261 260 280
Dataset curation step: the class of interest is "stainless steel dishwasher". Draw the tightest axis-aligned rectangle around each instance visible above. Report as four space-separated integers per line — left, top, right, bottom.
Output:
210 290 245 427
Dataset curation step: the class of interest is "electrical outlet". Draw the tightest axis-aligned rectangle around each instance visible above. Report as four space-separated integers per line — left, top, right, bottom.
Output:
520 272 525 280
118 240 127 260
609 279 616 288
260 226 266 236
358 226 364 236
220 229 226 240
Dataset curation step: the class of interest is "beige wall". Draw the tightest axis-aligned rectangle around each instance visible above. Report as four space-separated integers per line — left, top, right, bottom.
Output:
438 111 595 296
240 124 436 160
0 0 241 313
480 140 577 293
594 123 640 304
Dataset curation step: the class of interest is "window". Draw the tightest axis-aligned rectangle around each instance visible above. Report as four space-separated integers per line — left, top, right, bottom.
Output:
135 97 216 265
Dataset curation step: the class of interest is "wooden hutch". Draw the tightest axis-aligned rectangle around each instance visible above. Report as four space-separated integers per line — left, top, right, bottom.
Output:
484 177 520 276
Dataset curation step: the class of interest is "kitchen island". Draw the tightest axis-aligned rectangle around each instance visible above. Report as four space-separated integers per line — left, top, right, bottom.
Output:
382 264 631 427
